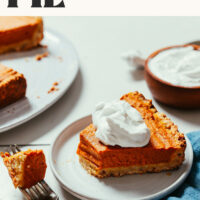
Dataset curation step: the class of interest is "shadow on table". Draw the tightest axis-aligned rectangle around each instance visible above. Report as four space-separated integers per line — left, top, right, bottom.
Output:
155 100 200 126
186 40 200 46
130 68 144 81
0 97 32 125
60 187 80 200
0 45 48 61
0 67 83 144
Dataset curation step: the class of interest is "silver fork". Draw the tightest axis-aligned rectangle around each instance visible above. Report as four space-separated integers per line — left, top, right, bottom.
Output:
9 144 59 200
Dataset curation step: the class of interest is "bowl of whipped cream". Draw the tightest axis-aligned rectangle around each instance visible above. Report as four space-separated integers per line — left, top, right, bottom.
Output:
145 44 200 108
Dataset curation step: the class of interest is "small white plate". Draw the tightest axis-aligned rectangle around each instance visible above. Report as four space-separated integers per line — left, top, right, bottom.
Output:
0 29 79 133
50 115 193 200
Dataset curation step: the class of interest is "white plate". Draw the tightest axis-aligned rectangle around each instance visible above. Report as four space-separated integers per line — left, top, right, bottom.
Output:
0 29 79 132
50 115 193 200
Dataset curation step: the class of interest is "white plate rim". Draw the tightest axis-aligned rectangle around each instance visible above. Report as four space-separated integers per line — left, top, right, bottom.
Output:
0 28 79 133
49 115 193 200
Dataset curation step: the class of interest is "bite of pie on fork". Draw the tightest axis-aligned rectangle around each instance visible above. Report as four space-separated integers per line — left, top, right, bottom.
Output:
1 145 59 200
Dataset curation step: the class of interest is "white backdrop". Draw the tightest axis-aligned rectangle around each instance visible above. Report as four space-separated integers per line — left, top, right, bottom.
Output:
0 17 200 200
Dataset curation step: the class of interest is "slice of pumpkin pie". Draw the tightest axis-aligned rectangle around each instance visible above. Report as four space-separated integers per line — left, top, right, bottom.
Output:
77 92 186 178
0 64 27 108
0 16 43 54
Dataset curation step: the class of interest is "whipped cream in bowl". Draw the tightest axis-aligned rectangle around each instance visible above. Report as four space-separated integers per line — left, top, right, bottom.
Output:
148 45 200 88
92 100 150 147
145 44 200 108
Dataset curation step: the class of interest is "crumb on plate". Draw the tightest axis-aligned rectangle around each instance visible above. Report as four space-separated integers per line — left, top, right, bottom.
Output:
48 86 59 94
48 82 59 94
35 52 49 61
53 82 59 86
57 56 63 62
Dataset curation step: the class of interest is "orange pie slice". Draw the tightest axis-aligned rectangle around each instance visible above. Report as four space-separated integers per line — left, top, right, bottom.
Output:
0 16 43 54
76 92 186 178
0 64 26 108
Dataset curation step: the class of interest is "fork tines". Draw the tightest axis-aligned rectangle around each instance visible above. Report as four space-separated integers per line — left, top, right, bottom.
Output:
9 144 21 154
19 182 51 200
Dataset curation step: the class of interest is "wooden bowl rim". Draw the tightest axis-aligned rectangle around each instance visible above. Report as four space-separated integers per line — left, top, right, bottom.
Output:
145 44 200 90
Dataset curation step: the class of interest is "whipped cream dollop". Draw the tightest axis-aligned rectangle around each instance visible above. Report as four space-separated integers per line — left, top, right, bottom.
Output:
149 46 200 87
92 100 150 147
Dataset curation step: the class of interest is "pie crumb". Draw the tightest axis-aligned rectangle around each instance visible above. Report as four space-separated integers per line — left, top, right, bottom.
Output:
53 82 59 86
48 82 59 94
57 56 63 62
35 52 49 61
166 172 172 176
48 86 59 94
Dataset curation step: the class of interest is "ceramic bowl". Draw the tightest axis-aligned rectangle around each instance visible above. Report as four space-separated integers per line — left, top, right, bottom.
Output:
145 44 200 109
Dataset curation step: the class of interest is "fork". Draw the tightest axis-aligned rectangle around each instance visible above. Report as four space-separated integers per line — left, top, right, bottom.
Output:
9 144 59 200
